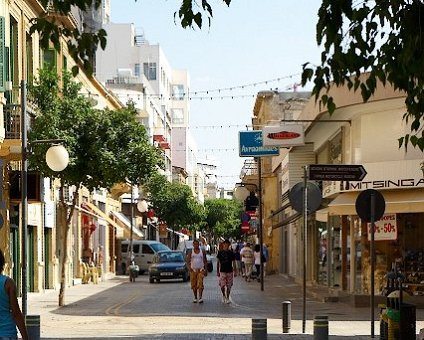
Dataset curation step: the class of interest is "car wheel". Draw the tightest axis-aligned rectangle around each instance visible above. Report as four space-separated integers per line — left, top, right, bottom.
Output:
182 273 188 282
156 278 160 283
208 262 213 273
149 277 154 283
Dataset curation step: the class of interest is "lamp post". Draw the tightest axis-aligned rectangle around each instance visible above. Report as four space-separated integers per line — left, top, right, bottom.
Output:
234 178 264 292
128 184 148 281
21 80 69 316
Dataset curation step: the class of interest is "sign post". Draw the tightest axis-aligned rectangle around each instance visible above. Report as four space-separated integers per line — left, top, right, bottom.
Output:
289 175 322 334
309 164 367 181
355 189 385 339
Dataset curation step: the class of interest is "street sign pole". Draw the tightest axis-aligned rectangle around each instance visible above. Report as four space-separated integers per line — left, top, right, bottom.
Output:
257 157 264 292
370 192 375 338
302 165 308 334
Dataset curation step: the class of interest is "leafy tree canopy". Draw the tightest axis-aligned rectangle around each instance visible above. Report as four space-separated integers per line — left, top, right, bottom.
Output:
145 173 206 230
28 68 162 191
204 198 243 239
301 0 424 150
32 0 231 75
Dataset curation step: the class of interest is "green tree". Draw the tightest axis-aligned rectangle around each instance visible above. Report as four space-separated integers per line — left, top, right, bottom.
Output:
204 198 243 239
145 174 206 241
301 0 424 150
28 68 162 306
31 0 231 75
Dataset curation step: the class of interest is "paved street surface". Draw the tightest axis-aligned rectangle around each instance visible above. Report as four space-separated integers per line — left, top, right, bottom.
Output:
24 258 424 339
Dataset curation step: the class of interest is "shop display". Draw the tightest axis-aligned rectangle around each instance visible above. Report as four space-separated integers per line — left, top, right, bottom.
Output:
403 250 424 296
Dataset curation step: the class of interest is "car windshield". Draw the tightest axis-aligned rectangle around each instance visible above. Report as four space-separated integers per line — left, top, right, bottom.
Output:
151 243 170 252
158 252 184 263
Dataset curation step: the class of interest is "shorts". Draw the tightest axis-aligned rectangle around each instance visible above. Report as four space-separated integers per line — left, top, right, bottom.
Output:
218 272 234 289
190 269 205 290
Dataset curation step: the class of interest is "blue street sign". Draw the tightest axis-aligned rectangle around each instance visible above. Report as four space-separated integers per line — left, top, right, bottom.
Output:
239 130 280 157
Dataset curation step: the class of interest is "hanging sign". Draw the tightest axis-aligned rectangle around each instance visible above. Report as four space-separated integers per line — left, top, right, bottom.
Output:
262 125 305 147
367 213 397 241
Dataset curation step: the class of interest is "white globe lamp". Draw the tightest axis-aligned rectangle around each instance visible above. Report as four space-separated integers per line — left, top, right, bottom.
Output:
233 186 250 202
137 199 148 213
45 144 69 172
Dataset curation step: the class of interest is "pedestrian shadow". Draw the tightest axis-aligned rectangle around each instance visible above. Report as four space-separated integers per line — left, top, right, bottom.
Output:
42 334 372 340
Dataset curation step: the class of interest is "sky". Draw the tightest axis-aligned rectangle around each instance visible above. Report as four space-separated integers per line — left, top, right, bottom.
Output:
110 0 322 189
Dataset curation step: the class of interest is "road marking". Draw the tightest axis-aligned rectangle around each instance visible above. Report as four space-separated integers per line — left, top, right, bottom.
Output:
105 293 139 316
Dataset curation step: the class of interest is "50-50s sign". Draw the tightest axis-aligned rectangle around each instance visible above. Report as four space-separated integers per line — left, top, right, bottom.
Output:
367 213 397 241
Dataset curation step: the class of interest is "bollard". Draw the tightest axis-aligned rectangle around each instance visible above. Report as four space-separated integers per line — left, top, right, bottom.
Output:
282 301 291 333
252 318 267 340
25 314 40 340
313 315 328 340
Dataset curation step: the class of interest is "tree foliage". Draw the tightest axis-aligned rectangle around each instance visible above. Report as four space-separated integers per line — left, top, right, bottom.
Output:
31 0 231 76
28 69 162 190
145 173 206 230
204 198 243 239
301 0 424 150
27 68 161 306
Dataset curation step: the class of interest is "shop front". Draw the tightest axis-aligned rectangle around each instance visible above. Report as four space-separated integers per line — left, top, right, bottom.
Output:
325 187 424 306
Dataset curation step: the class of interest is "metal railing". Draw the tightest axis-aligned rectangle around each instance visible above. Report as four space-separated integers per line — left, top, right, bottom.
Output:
4 104 22 139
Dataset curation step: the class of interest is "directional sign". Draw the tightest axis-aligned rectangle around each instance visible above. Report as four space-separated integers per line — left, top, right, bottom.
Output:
239 131 280 157
308 164 367 181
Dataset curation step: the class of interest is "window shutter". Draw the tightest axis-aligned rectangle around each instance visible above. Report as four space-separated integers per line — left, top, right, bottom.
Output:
0 17 5 92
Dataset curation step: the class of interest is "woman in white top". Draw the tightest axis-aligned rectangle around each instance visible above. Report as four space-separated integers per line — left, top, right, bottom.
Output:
187 240 208 303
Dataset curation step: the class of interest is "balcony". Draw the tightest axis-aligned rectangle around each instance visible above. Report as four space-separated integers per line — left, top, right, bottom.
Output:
4 104 21 140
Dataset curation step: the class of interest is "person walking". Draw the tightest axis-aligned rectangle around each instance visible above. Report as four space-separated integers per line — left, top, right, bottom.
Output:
254 244 263 282
187 240 208 303
234 245 242 276
216 239 236 304
240 242 254 282
0 249 28 340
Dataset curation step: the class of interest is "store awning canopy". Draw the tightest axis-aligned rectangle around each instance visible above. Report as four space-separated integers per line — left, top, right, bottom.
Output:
110 211 144 239
316 208 329 222
76 202 124 234
328 189 424 216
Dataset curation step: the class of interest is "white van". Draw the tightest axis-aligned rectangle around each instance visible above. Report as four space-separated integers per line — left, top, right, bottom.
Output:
120 240 170 274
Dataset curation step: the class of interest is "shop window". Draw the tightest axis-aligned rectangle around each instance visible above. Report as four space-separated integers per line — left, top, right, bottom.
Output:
9 171 41 201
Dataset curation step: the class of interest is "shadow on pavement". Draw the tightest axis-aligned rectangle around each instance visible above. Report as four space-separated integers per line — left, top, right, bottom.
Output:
42 335 371 340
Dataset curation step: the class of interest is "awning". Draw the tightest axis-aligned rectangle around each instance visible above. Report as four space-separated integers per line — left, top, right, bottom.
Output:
110 211 144 239
272 212 302 229
316 208 329 222
76 202 124 235
328 189 424 216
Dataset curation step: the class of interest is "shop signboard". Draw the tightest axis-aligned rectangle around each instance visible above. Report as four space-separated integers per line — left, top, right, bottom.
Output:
239 130 279 157
367 213 397 241
262 124 305 146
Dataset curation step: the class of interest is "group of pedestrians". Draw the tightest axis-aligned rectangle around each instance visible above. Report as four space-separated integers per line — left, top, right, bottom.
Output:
186 238 269 305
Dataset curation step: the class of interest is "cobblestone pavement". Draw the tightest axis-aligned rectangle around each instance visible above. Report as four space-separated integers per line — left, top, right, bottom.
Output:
24 257 424 339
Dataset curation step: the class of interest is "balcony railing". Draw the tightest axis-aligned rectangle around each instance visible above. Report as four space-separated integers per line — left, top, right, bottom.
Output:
4 104 21 139
4 104 36 140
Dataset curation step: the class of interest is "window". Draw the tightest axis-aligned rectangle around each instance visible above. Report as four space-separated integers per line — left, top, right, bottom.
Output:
143 62 156 80
172 84 185 100
172 108 184 124
134 63 140 77
133 244 140 254
26 34 33 82
43 49 56 69
142 244 154 254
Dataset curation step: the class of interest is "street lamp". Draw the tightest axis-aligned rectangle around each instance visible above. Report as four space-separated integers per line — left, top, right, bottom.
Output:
21 80 69 316
233 181 264 291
